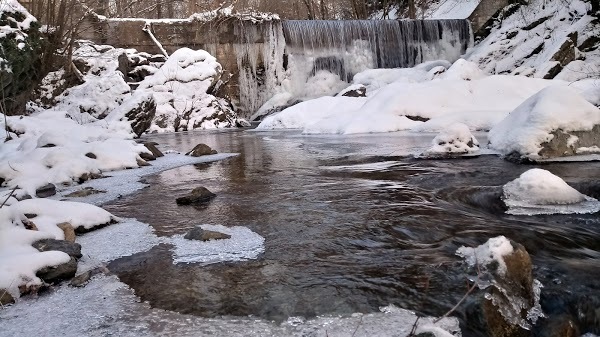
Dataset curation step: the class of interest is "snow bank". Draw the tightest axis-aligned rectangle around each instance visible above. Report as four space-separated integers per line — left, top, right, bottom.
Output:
489 86 600 159
423 123 480 156
258 60 560 134
428 0 481 19
502 169 600 215
0 110 150 197
456 236 514 275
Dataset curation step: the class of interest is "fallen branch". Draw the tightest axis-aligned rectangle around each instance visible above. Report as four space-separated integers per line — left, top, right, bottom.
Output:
142 22 169 58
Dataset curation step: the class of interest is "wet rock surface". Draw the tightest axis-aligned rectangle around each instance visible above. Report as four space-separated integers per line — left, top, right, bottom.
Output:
35 183 56 198
184 226 231 241
32 239 82 259
186 144 218 157
176 187 216 205
36 257 78 284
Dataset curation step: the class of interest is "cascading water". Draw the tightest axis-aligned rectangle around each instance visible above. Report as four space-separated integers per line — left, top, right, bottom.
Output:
233 21 286 117
232 19 472 118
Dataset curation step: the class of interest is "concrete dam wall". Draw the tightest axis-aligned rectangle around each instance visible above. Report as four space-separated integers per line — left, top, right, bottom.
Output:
78 16 473 118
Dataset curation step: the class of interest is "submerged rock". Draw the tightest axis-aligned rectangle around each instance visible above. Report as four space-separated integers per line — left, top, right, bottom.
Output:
36 257 78 284
70 266 110 288
184 226 231 241
176 187 216 205
35 183 56 198
32 239 82 259
65 187 105 198
186 144 218 157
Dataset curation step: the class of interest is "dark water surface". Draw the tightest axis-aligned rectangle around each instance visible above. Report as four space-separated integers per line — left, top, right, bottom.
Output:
104 129 600 335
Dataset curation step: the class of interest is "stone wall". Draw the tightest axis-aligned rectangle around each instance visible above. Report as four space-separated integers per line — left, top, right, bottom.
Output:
77 15 272 113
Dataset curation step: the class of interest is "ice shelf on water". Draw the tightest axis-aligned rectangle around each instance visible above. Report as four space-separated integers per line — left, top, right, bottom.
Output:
169 224 265 264
0 275 460 337
76 218 162 272
502 169 600 215
77 219 265 269
53 153 238 206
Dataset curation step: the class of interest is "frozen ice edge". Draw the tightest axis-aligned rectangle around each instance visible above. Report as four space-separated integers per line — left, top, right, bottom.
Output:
0 274 461 337
49 152 237 205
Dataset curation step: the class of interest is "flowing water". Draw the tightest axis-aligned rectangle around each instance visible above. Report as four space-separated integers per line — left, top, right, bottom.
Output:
232 19 472 116
104 129 600 336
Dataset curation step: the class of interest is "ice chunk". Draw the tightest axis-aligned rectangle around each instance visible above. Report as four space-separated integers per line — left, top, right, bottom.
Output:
502 168 600 215
456 236 514 275
169 224 265 264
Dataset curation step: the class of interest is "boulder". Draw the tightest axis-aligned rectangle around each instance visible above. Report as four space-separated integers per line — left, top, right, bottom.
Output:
339 85 367 98
143 142 163 158
123 93 157 137
57 222 76 243
0 289 14 305
32 239 82 259
35 183 56 198
462 241 539 337
176 187 216 205
184 226 231 241
136 157 151 167
77 172 103 184
538 125 600 158
36 257 78 284
186 144 218 157
85 152 97 159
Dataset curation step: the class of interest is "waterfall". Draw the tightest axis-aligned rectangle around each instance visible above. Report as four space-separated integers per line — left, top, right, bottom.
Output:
232 19 472 117
233 21 286 117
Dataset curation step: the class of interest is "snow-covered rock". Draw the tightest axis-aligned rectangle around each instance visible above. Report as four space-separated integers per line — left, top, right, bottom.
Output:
422 123 480 157
457 236 544 333
502 168 600 215
134 48 240 133
489 86 600 160
0 197 119 300
0 110 152 197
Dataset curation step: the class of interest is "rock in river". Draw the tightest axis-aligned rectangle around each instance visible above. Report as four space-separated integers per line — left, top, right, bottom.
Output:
176 187 216 205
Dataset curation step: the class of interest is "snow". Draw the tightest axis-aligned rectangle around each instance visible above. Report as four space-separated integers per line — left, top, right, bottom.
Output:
258 60 565 135
465 0 596 77
423 123 480 156
428 0 481 19
0 198 118 297
488 86 600 159
456 236 514 275
0 0 37 39
502 168 600 215
0 110 148 197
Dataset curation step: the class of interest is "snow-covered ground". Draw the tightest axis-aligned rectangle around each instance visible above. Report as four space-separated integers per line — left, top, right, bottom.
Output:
256 58 600 140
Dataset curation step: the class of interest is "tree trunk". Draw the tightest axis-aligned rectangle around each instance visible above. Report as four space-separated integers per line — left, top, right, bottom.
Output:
408 0 416 19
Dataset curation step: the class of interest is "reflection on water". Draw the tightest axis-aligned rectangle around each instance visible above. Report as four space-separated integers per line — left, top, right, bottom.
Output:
104 129 600 334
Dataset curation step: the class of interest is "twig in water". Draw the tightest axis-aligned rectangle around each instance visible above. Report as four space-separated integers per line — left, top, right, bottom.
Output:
351 315 364 337
433 263 481 324
408 316 421 336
